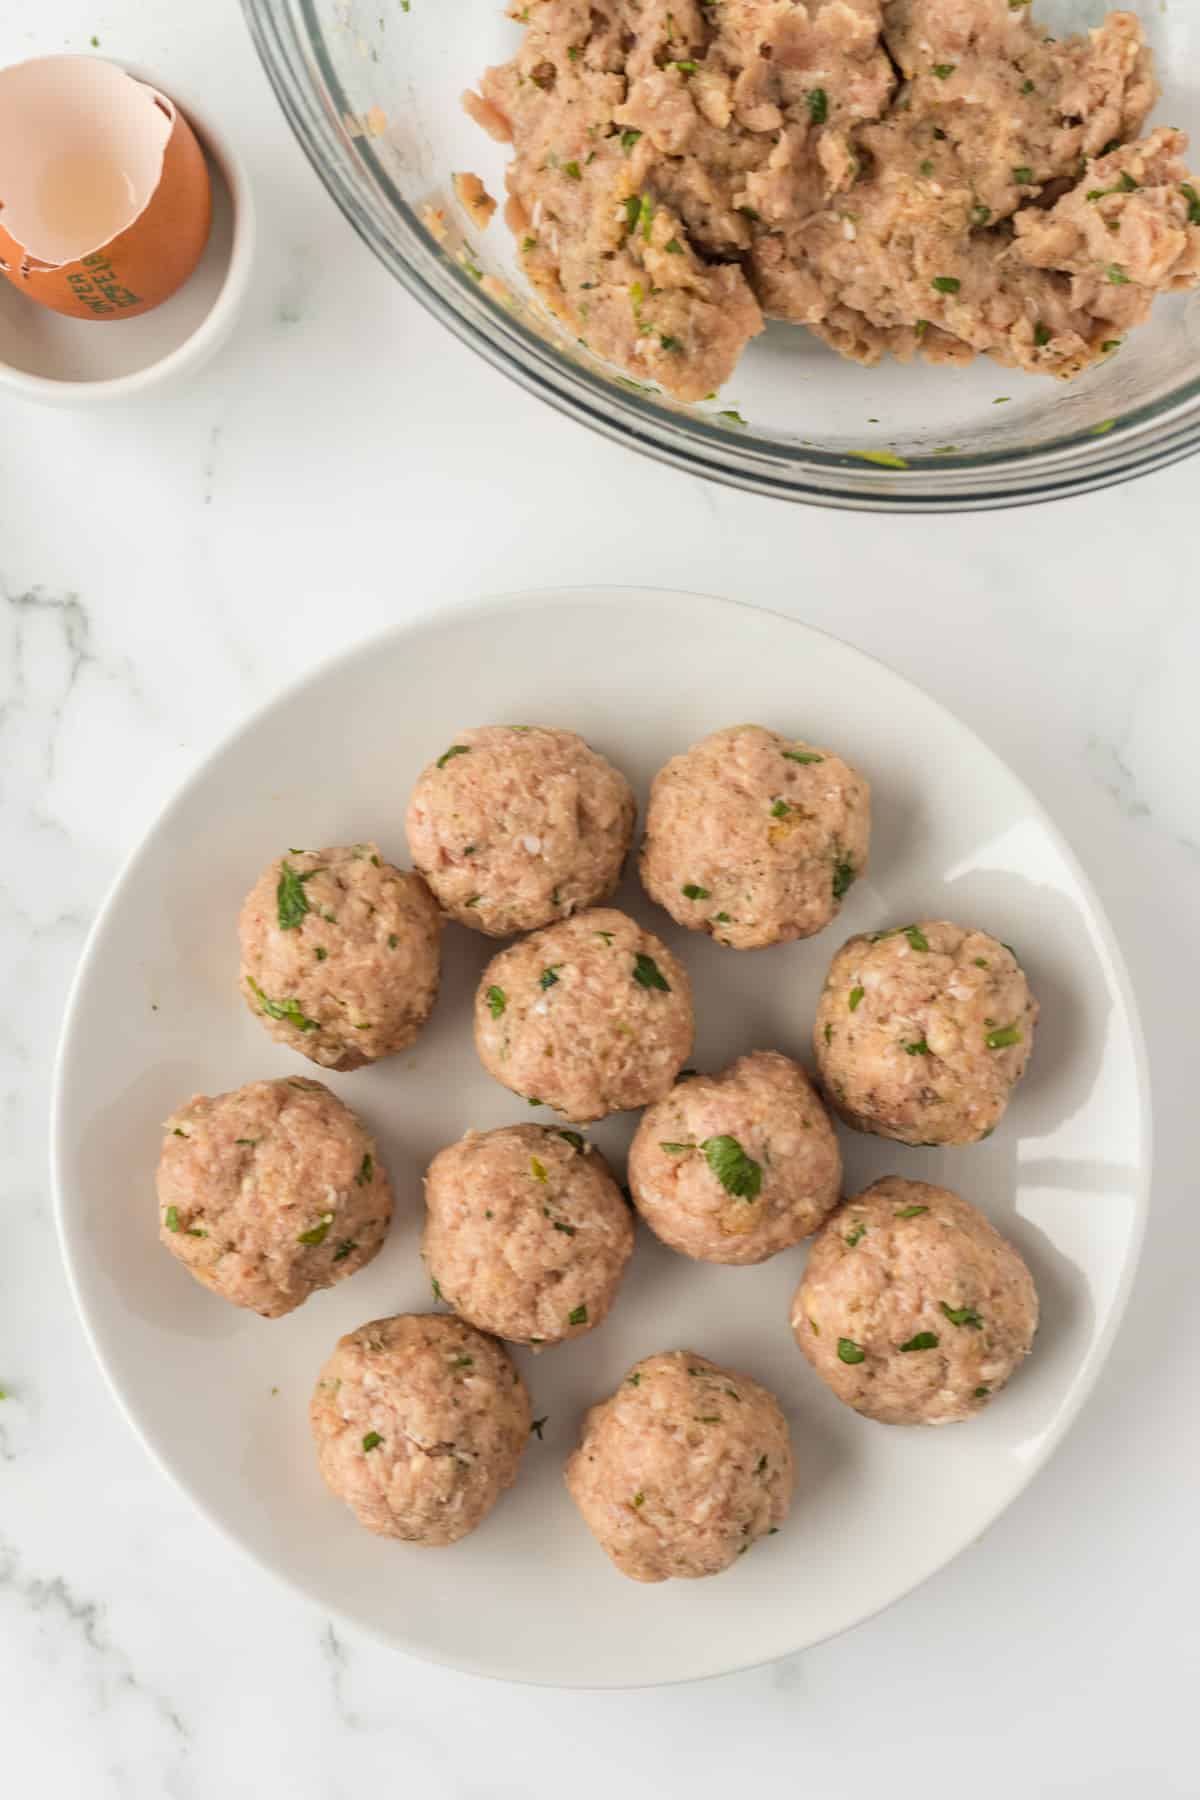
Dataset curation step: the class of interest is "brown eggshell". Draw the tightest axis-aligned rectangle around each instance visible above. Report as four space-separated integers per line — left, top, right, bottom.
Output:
0 103 212 322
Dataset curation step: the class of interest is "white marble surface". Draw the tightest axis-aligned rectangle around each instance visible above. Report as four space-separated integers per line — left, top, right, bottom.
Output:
2 2 1198 1794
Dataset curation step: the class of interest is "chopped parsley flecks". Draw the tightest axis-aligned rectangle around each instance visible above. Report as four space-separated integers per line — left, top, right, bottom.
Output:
530 1156 548 1183
1012 165 1034 185
1106 264 1129 285
567 1304 588 1327
454 1354 474 1369
539 964 562 990
486 984 507 1018
783 749 824 764
807 87 828 124
896 1204 929 1219
770 798 791 819
905 925 930 951
846 1223 866 1247
903 1039 930 1056
940 1301 985 1329
1034 323 1051 347
681 882 710 900
356 1153 374 1187
298 1212 334 1246
837 1337 865 1365
932 275 961 294
824 1022 834 1045
595 929 615 944
556 1129 584 1151
234 1137 259 1146
431 1276 443 1301
315 947 328 961
276 860 319 931
436 744 471 769
985 1022 1023 1050
971 203 992 227
849 986 865 1011
387 934 398 950
1183 183 1200 225
832 861 856 901
900 1331 940 1352
633 1490 645 1506
702 1135 763 1201
362 1431 383 1452
974 1385 991 1398
633 952 670 991
164 1206 180 1233
246 977 319 1033
173 1128 188 1137
932 62 956 78
627 1371 642 1386
332 1240 357 1262
621 128 642 151
659 1141 692 1154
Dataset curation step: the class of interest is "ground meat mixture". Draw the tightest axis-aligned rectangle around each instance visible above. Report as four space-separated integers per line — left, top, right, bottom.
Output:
814 919 1037 1145
467 1 1200 395
791 1177 1038 1424
474 907 695 1121
565 1349 793 1580
640 724 870 949
238 843 441 1071
310 1314 530 1543
628 1051 842 1263
422 1124 635 1345
406 725 636 937
156 1077 392 1317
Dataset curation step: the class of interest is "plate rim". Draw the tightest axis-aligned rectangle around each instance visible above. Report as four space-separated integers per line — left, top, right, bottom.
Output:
50 584 1154 1687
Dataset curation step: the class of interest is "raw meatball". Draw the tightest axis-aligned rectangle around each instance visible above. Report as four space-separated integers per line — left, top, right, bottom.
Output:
156 1077 392 1318
565 1350 793 1582
814 920 1038 1146
422 1125 635 1347
405 725 636 936
791 1177 1038 1425
628 1052 842 1264
640 725 870 950
310 1314 530 1544
238 843 441 1071
474 908 694 1122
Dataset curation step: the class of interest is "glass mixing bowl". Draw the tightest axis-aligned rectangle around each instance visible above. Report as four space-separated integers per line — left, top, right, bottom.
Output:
243 0 1200 510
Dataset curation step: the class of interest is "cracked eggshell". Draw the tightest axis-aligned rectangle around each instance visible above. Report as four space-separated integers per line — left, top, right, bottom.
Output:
0 55 211 321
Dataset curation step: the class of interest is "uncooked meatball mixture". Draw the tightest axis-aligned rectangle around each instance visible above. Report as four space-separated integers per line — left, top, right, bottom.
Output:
628 1051 841 1263
310 1314 530 1544
238 842 441 1071
156 1077 392 1317
565 1349 793 1580
814 919 1037 1145
640 724 870 948
406 725 636 936
422 1124 635 1346
467 1 1200 398
474 907 694 1121
791 1176 1038 1424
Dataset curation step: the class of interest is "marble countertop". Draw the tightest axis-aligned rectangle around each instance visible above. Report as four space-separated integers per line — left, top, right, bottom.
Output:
3 3 1197 1795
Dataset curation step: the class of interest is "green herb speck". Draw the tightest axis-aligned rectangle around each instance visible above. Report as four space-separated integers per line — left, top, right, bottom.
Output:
837 1337 865 1365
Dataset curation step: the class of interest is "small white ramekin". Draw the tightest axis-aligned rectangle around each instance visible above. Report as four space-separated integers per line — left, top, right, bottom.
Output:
0 65 255 408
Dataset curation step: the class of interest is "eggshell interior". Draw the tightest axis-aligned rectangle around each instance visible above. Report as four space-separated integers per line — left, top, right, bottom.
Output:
0 56 173 267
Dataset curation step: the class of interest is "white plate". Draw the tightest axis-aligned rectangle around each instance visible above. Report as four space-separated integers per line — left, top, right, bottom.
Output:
52 589 1150 1688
